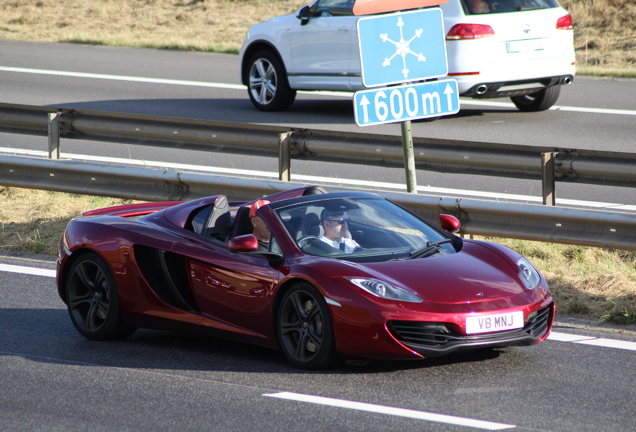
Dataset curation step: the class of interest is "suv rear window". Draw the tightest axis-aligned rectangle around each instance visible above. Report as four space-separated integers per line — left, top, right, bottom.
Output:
460 0 559 15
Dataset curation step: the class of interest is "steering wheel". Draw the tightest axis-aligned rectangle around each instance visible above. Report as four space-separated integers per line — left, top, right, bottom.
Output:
296 236 319 249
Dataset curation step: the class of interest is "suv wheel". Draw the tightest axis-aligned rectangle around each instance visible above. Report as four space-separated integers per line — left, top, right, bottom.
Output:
247 50 296 111
511 85 561 112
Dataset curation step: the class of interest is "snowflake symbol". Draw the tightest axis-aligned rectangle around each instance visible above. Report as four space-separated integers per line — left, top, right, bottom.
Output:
379 17 426 79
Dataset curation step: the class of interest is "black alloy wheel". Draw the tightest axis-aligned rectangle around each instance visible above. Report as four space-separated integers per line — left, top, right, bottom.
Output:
277 283 336 369
66 252 135 340
247 50 296 111
511 85 561 112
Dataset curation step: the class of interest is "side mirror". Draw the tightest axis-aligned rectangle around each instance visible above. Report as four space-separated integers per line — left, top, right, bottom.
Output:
228 234 259 252
297 5 311 25
439 214 461 234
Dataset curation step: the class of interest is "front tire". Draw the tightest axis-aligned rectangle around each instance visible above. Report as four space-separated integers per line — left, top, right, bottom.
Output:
277 283 336 369
511 85 561 112
247 50 296 111
66 252 135 341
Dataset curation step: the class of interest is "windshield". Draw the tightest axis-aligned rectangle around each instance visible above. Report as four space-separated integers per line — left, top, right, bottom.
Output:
461 0 559 15
275 196 456 262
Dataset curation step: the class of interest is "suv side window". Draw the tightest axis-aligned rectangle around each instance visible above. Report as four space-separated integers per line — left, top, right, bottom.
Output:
310 0 354 17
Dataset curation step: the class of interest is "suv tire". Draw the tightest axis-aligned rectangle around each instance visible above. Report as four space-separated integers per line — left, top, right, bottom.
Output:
511 85 561 112
247 50 296 111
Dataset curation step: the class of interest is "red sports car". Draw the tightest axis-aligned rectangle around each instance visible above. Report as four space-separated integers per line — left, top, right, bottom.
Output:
57 186 554 369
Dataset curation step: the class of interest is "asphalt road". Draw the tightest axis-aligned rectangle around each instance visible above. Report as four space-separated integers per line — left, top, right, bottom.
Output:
1 254 635 432
1 40 636 204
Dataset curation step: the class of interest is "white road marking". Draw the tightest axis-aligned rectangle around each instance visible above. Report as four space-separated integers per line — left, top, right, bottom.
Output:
548 331 636 351
547 332 597 342
0 66 245 90
263 392 515 430
1 66 635 117
0 263 56 278
458 99 636 116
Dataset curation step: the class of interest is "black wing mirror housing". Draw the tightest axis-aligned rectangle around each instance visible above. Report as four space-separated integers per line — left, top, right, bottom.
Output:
297 5 311 25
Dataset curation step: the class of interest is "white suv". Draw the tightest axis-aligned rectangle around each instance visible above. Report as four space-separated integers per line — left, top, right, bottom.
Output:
239 0 575 112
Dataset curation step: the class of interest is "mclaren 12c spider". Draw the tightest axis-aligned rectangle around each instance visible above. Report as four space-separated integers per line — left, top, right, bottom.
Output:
57 186 555 369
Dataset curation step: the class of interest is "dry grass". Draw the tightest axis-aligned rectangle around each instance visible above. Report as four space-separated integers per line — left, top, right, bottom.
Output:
0 0 301 53
561 0 636 76
1 0 634 76
0 187 135 255
1 187 634 324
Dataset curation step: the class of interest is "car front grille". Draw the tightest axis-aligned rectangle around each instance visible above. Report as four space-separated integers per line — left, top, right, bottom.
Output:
387 305 553 357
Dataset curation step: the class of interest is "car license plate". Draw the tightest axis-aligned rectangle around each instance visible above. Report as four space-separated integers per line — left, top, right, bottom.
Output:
465 311 524 334
506 39 544 53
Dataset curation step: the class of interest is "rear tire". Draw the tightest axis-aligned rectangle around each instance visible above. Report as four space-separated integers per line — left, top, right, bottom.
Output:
511 85 560 112
66 252 135 341
247 50 296 111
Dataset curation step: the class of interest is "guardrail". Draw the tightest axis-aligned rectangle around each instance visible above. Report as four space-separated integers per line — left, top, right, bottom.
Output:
1 154 635 251
2 103 636 250
2 103 636 202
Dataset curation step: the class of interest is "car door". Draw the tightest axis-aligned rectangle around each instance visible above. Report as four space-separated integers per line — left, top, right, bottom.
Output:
170 236 283 340
288 0 359 91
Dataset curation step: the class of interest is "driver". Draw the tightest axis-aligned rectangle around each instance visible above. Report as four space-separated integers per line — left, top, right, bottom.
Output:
318 209 360 253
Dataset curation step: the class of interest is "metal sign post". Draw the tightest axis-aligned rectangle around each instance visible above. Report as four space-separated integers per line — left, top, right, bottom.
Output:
401 120 417 193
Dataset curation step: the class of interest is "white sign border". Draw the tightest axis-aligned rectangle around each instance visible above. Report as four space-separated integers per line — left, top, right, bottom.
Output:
357 8 449 89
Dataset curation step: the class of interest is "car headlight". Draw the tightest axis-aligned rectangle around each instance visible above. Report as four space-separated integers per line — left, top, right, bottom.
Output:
518 258 541 289
346 278 422 303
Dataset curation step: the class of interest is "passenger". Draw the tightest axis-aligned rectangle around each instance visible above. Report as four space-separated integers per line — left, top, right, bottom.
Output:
466 0 491 14
319 209 360 253
250 199 271 252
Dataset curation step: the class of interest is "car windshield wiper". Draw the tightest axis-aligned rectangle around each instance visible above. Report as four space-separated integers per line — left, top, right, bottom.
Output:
408 238 452 259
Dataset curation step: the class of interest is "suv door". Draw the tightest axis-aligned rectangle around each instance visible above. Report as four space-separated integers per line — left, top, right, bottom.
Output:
288 0 359 91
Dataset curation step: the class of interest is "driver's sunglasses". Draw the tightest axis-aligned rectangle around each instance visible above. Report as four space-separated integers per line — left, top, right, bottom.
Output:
328 218 350 225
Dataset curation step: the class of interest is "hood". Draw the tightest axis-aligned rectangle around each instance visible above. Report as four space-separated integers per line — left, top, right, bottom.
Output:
355 242 523 305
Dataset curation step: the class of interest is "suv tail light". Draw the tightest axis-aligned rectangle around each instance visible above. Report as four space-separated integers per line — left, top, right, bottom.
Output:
556 14 573 30
446 24 495 40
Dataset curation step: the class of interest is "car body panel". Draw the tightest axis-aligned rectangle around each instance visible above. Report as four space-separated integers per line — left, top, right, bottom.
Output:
172 237 282 338
289 14 359 90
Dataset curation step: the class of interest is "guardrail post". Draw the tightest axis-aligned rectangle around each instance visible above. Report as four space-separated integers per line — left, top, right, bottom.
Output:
279 132 292 182
542 152 556 206
48 112 61 159
400 120 417 193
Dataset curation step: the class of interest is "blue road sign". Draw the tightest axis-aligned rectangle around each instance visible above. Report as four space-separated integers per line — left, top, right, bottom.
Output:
357 8 448 88
353 79 459 126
